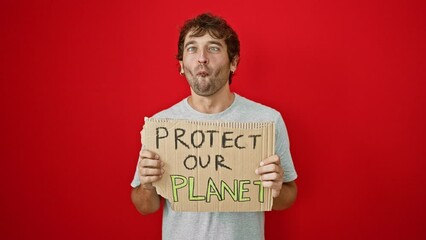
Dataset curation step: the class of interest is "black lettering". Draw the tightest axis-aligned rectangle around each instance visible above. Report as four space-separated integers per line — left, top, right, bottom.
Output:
215 155 232 171
183 155 197 170
175 128 189 149
156 127 168 149
234 134 245 149
206 130 219 147
248 134 262 149
191 130 205 148
222 132 234 148
199 155 211 168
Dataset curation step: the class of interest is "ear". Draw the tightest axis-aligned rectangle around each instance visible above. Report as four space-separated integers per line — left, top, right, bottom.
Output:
179 61 184 74
230 56 239 73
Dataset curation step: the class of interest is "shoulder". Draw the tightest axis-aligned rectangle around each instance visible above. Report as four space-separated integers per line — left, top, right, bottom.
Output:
235 94 282 121
151 98 188 119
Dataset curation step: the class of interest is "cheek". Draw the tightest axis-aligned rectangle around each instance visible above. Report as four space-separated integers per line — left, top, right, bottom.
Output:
182 58 195 68
182 63 191 72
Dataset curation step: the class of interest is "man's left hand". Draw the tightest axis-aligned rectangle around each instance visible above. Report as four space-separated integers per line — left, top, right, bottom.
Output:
255 155 284 198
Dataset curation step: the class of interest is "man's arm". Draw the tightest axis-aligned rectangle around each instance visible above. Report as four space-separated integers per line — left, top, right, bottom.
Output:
272 181 297 210
255 155 298 211
131 185 161 215
131 149 164 215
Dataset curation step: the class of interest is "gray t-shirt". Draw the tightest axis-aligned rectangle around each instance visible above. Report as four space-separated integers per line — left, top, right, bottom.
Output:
131 93 297 240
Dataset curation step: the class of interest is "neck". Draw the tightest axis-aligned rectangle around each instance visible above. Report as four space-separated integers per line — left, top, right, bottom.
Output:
188 85 235 114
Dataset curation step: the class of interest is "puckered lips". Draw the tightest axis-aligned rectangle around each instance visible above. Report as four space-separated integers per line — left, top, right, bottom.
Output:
197 71 209 77
195 65 210 78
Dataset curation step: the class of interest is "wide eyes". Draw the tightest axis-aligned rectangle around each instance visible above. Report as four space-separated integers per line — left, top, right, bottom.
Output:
186 46 221 53
209 46 219 52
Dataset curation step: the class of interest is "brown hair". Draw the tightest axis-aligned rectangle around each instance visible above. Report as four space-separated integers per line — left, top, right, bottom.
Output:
176 13 240 83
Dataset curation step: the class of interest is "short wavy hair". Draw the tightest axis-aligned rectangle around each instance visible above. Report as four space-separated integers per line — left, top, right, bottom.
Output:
176 13 240 83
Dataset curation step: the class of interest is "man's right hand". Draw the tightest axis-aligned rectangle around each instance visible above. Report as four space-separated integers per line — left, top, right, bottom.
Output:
138 149 165 190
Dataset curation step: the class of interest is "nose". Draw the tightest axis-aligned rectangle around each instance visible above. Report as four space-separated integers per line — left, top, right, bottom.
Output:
198 49 208 64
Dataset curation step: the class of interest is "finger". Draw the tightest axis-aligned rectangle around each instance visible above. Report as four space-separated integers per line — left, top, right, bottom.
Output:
261 180 282 191
272 189 280 198
140 149 159 160
140 175 163 185
255 164 282 175
140 158 164 168
260 155 280 166
259 172 281 181
139 167 164 176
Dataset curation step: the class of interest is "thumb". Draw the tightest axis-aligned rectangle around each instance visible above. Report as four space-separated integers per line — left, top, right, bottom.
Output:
272 189 280 198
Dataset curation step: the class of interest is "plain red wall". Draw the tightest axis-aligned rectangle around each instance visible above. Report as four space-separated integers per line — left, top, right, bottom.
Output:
1 0 425 239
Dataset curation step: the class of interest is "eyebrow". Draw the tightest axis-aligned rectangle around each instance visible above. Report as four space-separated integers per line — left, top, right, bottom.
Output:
184 40 224 49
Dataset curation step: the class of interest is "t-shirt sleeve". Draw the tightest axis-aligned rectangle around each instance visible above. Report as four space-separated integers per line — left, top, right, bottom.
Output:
275 114 298 182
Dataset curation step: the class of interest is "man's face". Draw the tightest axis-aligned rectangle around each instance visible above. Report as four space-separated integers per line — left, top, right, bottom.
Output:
180 32 238 97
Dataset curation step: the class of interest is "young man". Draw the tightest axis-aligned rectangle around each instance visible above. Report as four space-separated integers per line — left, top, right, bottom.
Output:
131 13 298 239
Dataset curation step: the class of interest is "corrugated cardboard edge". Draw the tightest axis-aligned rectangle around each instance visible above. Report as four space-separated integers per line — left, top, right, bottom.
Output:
142 117 275 212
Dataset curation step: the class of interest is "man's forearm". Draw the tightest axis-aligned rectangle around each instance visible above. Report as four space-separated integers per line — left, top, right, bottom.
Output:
272 181 297 210
131 185 161 215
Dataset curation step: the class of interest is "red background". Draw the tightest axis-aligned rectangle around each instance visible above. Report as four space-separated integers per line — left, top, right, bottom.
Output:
1 0 425 239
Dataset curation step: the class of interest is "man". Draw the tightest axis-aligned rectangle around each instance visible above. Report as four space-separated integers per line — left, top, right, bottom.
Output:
131 13 297 239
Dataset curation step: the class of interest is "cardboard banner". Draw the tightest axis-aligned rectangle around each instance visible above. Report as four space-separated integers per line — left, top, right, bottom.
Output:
142 118 275 212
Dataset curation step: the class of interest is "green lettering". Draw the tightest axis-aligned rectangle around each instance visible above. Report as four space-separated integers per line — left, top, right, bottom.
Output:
189 177 206 201
220 180 238 201
171 175 187 202
253 180 264 203
239 180 251 202
206 177 222 202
